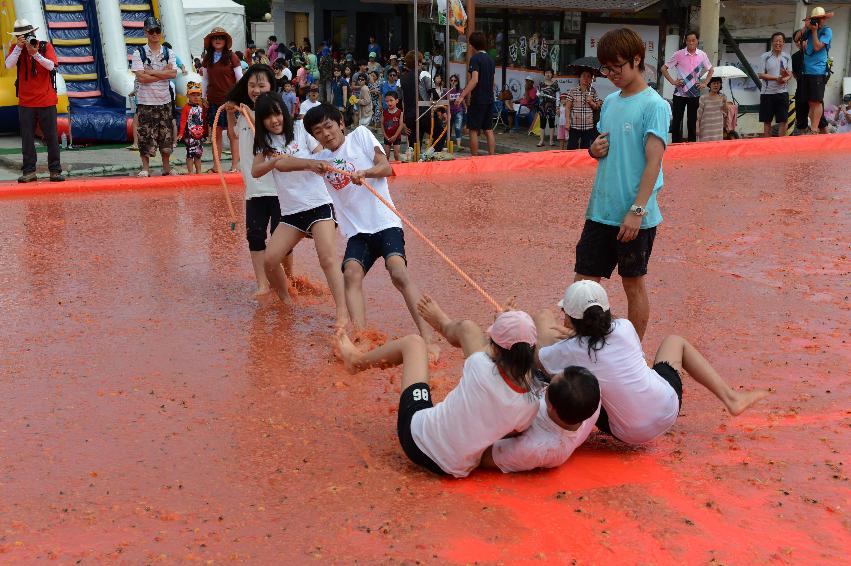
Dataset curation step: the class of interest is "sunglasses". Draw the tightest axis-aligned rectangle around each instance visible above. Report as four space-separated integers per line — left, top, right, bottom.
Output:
212 36 226 41
146 28 161 35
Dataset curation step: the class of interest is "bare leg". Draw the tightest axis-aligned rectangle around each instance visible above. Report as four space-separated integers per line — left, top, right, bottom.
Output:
808 101 823 133
343 260 367 329
778 121 787 136
469 129 480 156
654 335 770 415
311 220 349 328
264 224 302 304
336 331 429 391
622 275 650 341
386 256 439 361
485 130 496 155
161 151 172 175
763 122 772 137
251 250 272 296
416 294 486 358
393 145 400 161
227 111 239 170
212 127 223 172
140 154 150 175
283 251 294 278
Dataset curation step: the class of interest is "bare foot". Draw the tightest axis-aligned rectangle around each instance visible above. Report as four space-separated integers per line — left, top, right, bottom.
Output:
334 313 350 331
274 286 293 305
335 327 361 374
416 295 451 335
726 389 772 416
427 341 441 365
254 285 272 297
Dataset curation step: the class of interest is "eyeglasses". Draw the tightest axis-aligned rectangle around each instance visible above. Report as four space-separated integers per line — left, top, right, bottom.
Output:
600 61 630 76
146 28 161 35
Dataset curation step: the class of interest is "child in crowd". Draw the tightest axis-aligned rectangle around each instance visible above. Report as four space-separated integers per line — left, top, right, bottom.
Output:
177 82 206 174
534 281 770 444
302 104 438 358
281 81 298 117
447 74 465 150
354 74 373 127
583 28 672 340
226 64 295 296
250 92 348 324
431 106 448 152
557 92 568 150
336 296 540 477
382 91 403 160
697 76 727 141
299 85 321 118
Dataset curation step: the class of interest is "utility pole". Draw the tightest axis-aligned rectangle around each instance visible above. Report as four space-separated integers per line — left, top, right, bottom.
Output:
698 0 720 65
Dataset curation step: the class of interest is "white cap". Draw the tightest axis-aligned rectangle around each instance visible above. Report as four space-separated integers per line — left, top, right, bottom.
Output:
558 280 610 319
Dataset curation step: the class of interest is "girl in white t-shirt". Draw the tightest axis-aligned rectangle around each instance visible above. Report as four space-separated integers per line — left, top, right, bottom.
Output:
225 64 291 296
336 297 541 478
250 92 348 327
535 281 770 444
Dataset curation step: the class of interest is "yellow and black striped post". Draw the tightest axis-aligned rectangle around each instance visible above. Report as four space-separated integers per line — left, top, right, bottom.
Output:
787 96 797 135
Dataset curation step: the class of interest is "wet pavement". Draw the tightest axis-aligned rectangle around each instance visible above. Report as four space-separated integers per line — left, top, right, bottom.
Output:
0 155 849 563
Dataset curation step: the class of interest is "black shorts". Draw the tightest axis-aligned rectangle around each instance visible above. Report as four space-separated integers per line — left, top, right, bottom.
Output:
541 112 556 129
804 74 826 103
575 219 657 279
342 227 406 273
245 195 281 252
759 93 789 123
596 362 683 438
466 102 493 132
397 383 446 475
280 203 335 238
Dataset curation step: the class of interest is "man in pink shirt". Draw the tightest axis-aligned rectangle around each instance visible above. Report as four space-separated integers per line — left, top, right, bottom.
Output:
661 30 714 142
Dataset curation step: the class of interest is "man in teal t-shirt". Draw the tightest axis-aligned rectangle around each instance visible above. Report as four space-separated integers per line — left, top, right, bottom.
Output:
576 27 671 341
800 8 832 134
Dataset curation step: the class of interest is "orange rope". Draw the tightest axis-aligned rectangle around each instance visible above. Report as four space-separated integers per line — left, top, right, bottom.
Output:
211 104 239 231
234 105 502 312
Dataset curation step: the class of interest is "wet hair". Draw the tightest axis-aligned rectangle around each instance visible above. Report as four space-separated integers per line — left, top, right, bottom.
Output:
304 102 344 134
685 30 699 41
469 31 487 51
226 64 275 108
384 90 398 100
569 305 613 358
771 31 785 42
253 91 294 155
548 366 600 426
598 27 645 72
489 339 537 394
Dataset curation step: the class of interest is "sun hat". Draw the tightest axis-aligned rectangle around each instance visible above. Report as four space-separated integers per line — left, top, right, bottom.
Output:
9 19 38 36
558 280 610 319
807 6 835 20
186 81 202 95
204 27 233 51
143 16 162 32
487 311 537 349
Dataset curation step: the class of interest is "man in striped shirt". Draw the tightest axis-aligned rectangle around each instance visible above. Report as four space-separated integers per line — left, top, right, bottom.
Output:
131 17 177 177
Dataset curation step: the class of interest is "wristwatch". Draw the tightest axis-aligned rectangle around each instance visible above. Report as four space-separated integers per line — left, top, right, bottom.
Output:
630 204 647 216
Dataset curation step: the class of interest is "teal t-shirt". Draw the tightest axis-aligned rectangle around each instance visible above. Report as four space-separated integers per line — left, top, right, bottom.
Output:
587 87 671 229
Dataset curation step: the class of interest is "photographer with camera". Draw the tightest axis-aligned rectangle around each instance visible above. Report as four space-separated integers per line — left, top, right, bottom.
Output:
5 19 63 183
799 7 833 134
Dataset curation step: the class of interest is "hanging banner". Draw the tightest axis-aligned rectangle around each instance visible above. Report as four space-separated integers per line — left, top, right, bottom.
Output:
438 0 467 34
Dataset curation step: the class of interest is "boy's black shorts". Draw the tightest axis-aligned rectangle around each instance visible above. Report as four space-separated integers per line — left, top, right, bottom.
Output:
397 383 446 475
596 362 683 438
342 227 406 273
574 219 657 278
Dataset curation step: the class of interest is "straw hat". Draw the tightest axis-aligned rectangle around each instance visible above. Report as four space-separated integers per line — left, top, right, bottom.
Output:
204 27 233 51
9 19 38 36
806 6 834 20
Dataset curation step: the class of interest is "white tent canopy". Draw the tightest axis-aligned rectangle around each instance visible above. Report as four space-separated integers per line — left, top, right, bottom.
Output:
182 0 247 60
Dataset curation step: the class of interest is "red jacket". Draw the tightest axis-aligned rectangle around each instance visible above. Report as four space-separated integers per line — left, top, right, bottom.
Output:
10 41 58 107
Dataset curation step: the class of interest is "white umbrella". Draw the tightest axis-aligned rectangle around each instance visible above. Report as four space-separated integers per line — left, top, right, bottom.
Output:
703 65 748 79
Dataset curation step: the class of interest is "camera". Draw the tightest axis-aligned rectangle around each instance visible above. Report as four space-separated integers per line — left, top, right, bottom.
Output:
809 18 820 26
24 32 38 47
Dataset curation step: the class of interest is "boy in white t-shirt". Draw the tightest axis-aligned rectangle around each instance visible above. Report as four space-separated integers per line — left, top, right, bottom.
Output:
302 103 437 358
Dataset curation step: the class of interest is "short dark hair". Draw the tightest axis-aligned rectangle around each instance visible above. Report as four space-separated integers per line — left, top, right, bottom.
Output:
770 31 785 42
469 31 487 51
384 90 398 100
685 30 699 41
548 366 600 426
269 35 277 42
304 102 343 133
598 27 646 72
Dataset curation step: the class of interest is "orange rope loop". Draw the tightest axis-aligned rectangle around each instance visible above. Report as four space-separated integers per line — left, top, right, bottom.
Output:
211 104 239 231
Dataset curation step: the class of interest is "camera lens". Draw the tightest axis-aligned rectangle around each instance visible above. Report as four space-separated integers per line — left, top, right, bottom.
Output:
29 37 39 47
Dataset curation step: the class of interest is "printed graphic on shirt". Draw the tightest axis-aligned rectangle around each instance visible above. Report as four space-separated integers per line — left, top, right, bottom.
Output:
324 158 356 190
187 107 205 140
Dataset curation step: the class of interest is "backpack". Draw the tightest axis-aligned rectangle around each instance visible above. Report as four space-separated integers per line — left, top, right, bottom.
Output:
15 41 57 97
137 45 175 103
